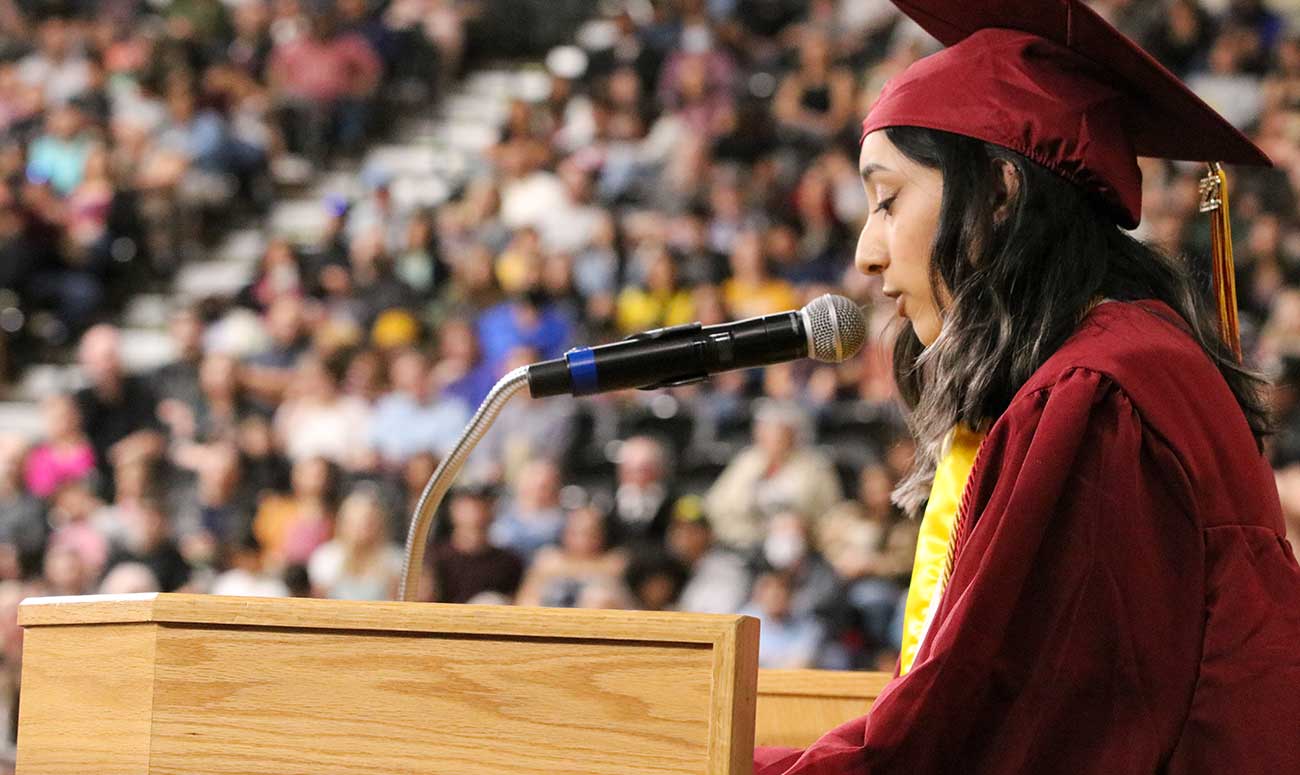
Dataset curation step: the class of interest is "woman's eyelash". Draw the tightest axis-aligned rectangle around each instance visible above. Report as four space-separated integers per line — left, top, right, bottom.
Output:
874 195 897 214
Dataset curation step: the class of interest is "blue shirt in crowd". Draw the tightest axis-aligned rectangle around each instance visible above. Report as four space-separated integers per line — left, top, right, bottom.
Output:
368 392 472 463
475 301 573 371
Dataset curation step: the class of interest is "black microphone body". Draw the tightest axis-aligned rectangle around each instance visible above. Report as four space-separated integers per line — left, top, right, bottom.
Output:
527 311 808 398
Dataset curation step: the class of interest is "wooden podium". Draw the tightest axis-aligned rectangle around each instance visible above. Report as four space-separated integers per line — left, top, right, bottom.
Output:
754 669 890 748
15 593 759 775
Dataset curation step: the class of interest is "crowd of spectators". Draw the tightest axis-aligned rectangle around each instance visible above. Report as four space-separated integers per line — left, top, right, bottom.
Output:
0 0 470 370
1 0 1300 758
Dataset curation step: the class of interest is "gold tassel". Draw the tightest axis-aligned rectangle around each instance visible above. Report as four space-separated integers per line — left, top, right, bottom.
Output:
1198 162 1242 360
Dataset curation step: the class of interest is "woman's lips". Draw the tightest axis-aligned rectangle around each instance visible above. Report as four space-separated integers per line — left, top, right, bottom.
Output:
895 295 907 318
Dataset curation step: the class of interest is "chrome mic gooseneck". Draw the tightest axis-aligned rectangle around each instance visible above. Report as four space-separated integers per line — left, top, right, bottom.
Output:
399 366 529 601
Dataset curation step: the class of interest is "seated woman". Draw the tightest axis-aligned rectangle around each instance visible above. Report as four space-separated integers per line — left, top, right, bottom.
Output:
253 455 339 571
515 505 628 608
24 393 95 499
614 246 695 335
773 28 856 151
307 486 403 601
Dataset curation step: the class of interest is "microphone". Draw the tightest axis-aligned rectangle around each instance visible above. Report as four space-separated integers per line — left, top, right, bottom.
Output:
526 294 868 398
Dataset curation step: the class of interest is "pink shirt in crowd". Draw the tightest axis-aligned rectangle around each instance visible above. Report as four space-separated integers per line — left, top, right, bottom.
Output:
24 443 95 498
269 34 381 103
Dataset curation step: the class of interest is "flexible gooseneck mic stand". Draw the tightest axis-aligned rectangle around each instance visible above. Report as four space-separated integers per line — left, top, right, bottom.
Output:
398 366 530 602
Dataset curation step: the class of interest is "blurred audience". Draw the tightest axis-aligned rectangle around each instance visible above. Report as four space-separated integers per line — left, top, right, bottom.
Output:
668 496 751 614
74 324 164 496
102 495 190 592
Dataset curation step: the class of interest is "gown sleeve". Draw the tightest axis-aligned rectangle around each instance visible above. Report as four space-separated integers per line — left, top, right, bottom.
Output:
756 367 1205 775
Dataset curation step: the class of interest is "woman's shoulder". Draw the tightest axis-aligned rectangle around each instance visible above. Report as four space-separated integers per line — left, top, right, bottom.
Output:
1001 300 1270 507
528 545 564 571
307 541 344 576
1015 299 1222 410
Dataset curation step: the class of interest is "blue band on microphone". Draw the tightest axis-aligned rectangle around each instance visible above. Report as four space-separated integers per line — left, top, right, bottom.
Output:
565 347 598 395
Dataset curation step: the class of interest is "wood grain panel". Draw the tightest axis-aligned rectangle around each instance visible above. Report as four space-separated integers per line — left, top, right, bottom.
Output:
754 670 891 749
16 624 157 775
147 625 715 775
757 669 891 699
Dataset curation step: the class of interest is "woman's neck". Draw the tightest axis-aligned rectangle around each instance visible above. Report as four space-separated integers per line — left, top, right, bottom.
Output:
51 432 84 449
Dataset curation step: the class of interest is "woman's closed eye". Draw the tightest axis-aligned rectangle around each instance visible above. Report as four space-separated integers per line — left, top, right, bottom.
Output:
874 194 897 215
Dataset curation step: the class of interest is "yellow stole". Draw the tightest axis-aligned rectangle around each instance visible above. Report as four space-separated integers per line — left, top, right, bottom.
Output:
898 426 985 675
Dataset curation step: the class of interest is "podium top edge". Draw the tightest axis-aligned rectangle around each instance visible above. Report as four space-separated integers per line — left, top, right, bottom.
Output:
18 593 754 644
756 669 893 698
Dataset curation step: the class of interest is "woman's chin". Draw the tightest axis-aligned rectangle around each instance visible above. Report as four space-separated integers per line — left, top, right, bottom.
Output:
912 321 941 347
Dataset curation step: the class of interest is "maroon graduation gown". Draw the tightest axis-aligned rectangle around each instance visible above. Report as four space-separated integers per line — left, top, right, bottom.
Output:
756 299 1300 774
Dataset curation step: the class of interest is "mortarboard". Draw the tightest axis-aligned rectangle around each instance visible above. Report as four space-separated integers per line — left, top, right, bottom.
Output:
861 0 1269 354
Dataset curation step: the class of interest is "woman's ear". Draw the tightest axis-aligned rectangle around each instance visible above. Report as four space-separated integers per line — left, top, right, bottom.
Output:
991 158 1021 225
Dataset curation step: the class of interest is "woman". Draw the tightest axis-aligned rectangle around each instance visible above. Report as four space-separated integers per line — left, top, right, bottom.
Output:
773 28 856 149
614 246 695 335
756 2 1300 774
237 238 304 313
272 353 372 471
253 455 339 572
24 394 95 499
307 486 403 601
514 505 627 608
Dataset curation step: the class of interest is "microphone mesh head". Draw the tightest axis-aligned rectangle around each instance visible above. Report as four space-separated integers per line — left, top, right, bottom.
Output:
803 294 868 363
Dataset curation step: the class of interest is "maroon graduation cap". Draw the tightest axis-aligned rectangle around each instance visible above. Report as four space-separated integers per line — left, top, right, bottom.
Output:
861 0 1272 229
861 0 1269 355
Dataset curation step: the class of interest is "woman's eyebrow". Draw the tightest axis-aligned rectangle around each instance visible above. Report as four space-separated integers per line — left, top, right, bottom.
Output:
860 162 892 183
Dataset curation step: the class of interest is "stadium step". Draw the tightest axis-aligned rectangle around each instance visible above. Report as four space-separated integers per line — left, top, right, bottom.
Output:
117 328 176 373
175 260 257 302
214 228 267 267
0 400 42 437
436 119 500 155
268 198 332 244
122 294 172 330
439 93 508 125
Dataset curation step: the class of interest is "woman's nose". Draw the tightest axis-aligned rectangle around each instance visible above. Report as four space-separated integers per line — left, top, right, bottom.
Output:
858 253 888 275
855 226 888 275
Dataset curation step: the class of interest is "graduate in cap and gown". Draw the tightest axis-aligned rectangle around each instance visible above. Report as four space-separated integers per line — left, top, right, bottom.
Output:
755 1 1300 773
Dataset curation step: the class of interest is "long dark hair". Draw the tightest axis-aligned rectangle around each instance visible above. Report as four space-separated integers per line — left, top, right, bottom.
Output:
885 126 1271 515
